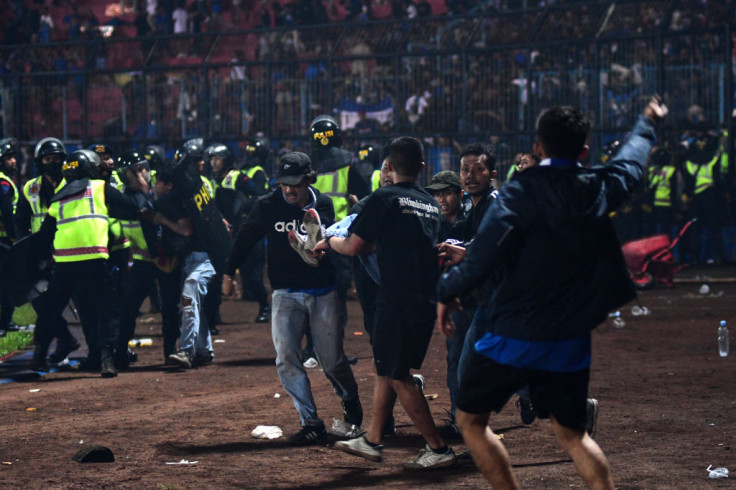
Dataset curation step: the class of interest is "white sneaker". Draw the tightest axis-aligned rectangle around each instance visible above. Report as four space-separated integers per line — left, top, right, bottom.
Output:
335 436 383 462
403 444 456 471
302 208 323 253
302 357 318 369
288 229 319 267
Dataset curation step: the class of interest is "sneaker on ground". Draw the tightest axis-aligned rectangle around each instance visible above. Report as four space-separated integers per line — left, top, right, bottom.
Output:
288 425 329 446
48 338 81 364
403 444 457 471
516 396 536 425
342 397 363 427
585 398 599 438
288 229 319 267
381 415 397 438
302 208 323 253
193 354 214 367
329 419 363 438
335 436 383 462
255 305 270 323
455 448 473 465
169 350 193 369
303 357 319 369
101 358 118 378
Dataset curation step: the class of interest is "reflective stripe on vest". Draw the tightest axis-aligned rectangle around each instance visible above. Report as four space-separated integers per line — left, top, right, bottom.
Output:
220 169 241 191
245 166 269 190
314 166 350 220
110 217 131 252
23 176 48 234
0 171 18 238
201 175 214 199
121 219 152 262
109 170 124 191
371 169 381 192
686 155 719 194
650 165 676 207
48 180 109 262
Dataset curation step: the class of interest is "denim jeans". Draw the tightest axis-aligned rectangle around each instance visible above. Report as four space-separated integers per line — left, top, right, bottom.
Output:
271 288 359 427
178 252 215 357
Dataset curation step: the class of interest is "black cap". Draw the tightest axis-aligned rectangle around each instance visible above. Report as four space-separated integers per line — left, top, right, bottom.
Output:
426 170 461 192
274 152 314 185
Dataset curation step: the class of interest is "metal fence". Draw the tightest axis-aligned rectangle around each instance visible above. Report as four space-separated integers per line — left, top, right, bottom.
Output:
0 0 734 183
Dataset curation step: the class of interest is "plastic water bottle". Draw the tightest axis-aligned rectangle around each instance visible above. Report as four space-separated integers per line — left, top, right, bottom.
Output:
128 338 153 348
718 321 729 357
609 311 625 328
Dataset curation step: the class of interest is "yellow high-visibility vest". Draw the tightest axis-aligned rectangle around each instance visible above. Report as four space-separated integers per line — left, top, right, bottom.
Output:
649 165 676 207
23 176 48 234
0 170 18 239
314 166 350 220
48 179 109 262
371 169 381 192
686 155 719 195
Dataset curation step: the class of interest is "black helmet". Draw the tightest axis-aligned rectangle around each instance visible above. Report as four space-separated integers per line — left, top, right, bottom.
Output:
600 140 621 164
357 144 380 169
0 139 16 160
87 143 114 160
143 145 166 170
34 137 67 165
310 115 342 149
206 143 233 169
116 150 150 173
244 138 269 166
63 149 100 181
174 138 205 163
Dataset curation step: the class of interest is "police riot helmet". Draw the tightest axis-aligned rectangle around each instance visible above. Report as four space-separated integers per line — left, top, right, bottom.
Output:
63 149 100 181
600 140 621 164
244 138 269 166
34 137 67 165
116 150 150 173
143 145 166 170
206 143 233 167
174 138 205 163
87 143 114 160
0 139 17 160
309 115 342 149
34 137 67 176
357 144 380 169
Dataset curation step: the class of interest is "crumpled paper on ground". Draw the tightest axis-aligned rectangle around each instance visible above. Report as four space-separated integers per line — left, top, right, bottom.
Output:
251 425 283 439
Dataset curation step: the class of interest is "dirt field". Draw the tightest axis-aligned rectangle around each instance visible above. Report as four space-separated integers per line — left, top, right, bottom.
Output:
1 268 735 489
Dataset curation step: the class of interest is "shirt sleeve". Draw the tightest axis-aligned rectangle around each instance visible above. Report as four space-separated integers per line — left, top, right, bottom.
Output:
348 192 385 243
0 181 16 240
224 197 269 276
14 191 32 238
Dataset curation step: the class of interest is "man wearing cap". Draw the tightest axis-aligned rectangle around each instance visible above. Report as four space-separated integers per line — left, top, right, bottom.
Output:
426 170 465 241
222 151 362 446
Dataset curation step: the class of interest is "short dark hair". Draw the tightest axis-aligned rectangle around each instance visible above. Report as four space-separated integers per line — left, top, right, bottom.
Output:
536 106 591 160
156 165 175 184
387 136 424 177
459 143 496 171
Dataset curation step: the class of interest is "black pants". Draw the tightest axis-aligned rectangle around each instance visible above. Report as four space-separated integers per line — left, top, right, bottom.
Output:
117 260 181 359
239 238 268 307
34 259 107 353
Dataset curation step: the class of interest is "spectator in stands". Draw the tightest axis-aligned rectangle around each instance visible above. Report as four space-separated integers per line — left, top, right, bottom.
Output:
39 7 54 44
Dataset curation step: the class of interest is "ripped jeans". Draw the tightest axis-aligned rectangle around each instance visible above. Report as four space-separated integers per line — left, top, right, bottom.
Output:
178 252 216 357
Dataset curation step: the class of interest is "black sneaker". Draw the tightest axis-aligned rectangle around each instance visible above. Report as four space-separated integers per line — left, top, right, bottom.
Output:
342 398 363 427
48 338 81 364
381 415 397 438
193 354 214 367
29 346 50 372
255 305 270 323
288 425 329 446
517 396 536 425
78 357 101 372
101 358 118 378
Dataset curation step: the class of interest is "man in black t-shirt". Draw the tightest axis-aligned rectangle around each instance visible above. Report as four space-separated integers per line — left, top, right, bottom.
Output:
222 152 362 446
314 137 456 470
154 168 216 369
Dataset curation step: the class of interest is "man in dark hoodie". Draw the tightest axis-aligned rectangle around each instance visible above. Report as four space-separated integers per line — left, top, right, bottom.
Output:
222 151 362 446
436 97 667 488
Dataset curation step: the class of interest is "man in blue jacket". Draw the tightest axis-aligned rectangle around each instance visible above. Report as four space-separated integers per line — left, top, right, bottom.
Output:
436 97 667 488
